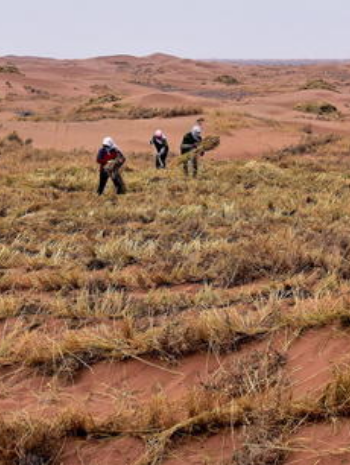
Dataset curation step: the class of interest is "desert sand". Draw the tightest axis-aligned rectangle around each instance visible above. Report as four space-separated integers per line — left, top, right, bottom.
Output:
1 54 350 464
2 54 350 157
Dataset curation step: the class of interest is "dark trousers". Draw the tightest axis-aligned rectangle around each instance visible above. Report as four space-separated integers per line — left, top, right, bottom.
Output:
155 148 168 169
97 169 126 195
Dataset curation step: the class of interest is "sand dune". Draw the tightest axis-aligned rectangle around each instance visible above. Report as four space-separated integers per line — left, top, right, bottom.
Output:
1 54 349 160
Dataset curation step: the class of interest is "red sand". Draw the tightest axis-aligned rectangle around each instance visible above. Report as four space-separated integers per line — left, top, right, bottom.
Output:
1 326 348 420
163 428 241 465
2 55 350 464
287 327 350 398
2 55 350 161
286 421 350 465
60 436 145 465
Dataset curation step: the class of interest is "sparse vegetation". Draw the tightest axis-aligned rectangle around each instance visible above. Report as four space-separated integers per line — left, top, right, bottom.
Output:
210 110 251 134
86 93 121 105
266 133 339 161
0 63 21 74
24 85 50 98
25 102 204 122
294 101 340 118
215 74 240 85
0 367 350 465
70 103 203 121
301 78 337 92
209 110 281 135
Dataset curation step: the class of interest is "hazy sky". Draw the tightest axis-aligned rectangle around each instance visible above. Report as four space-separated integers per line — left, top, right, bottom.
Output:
1 0 350 59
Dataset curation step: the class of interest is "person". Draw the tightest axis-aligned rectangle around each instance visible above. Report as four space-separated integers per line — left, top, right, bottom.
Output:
96 136 126 195
180 125 203 177
150 129 169 169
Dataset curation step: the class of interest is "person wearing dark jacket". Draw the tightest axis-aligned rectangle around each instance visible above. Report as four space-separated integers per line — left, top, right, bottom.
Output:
180 125 203 177
96 137 126 195
150 129 169 169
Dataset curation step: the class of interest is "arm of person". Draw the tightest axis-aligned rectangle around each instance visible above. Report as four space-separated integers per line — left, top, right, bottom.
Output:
96 148 106 165
115 149 126 166
181 143 197 151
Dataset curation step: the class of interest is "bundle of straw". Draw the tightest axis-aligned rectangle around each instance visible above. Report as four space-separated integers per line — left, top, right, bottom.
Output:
195 135 221 155
179 135 220 165
104 155 125 177
104 160 118 177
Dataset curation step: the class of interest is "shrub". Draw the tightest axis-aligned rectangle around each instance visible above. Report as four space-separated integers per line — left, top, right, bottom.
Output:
0 63 21 74
69 104 203 121
7 131 23 144
301 79 337 92
124 105 203 120
160 106 203 118
215 75 239 85
294 101 339 117
0 131 25 150
268 134 339 160
87 93 121 105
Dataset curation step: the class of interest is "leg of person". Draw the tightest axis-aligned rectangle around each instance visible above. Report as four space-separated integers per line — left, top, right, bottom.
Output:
156 153 162 169
183 159 189 176
160 150 167 169
97 169 109 195
192 154 198 178
159 148 166 168
112 170 126 194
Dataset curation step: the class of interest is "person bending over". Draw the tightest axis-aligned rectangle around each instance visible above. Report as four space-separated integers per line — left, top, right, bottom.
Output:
180 125 203 177
150 129 169 169
96 136 126 195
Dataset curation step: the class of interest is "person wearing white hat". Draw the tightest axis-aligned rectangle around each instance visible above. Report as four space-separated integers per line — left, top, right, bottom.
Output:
180 125 203 177
150 129 169 169
96 137 126 195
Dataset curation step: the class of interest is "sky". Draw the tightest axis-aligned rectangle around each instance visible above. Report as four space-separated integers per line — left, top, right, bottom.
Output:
1 0 350 60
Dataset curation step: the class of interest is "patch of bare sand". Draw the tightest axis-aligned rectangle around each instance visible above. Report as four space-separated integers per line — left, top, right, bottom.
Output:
127 92 197 108
163 428 241 465
286 420 350 465
0 337 273 420
0 118 301 161
287 327 350 399
60 436 145 465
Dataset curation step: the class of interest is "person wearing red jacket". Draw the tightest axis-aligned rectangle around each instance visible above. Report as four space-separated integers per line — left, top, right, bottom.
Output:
96 137 126 195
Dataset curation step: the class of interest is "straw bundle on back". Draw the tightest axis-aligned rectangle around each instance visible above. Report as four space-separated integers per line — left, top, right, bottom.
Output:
196 135 221 154
179 135 220 164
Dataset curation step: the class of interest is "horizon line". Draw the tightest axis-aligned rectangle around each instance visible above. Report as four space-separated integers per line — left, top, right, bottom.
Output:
0 53 349 63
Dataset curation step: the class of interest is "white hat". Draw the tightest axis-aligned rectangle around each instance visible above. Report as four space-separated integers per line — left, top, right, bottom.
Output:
102 136 116 149
192 125 202 136
154 129 164 138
